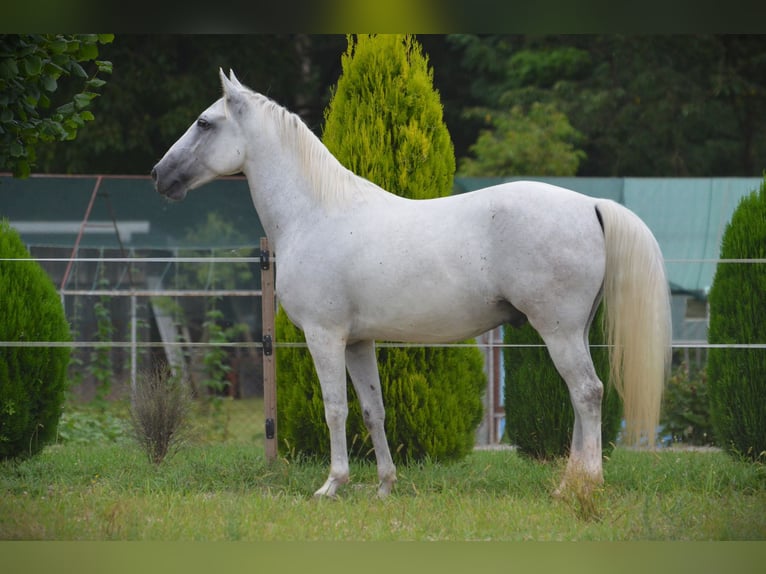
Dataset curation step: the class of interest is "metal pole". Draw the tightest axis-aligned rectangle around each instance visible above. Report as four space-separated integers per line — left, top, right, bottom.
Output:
260 237 277 463
60 176 103 291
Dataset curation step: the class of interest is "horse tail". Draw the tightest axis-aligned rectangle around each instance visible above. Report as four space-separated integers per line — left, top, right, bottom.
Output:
596 199 672 446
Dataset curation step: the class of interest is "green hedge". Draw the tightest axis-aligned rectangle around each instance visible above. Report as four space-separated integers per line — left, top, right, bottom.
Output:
0 219 71 459
707 178 766 462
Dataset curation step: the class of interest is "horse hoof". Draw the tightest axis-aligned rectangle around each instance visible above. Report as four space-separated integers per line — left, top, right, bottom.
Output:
313 475 347 499
376 480 395 499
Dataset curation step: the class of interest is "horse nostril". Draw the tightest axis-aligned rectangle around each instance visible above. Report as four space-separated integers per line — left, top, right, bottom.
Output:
150 167 158 184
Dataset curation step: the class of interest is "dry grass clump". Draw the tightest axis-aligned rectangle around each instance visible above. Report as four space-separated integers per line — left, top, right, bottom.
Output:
130 363 192 464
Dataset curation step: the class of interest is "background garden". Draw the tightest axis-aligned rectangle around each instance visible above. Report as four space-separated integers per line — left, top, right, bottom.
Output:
1 34 765 541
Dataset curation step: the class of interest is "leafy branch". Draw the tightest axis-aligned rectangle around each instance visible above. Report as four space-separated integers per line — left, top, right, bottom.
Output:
0 34 113 177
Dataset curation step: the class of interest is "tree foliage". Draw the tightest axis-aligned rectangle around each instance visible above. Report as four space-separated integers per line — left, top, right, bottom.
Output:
322 34 455 197
707 177 766 462
0 220 71 459
16 35 766 178
447 34 766 176
0 34 113 177
458 101 585 176
277 34 485 463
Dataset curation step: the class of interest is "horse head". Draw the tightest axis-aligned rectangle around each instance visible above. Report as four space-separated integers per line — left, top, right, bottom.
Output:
151 69 248 201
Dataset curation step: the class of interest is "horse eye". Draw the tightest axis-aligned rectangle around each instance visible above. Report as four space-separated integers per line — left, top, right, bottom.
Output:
197 117 211 130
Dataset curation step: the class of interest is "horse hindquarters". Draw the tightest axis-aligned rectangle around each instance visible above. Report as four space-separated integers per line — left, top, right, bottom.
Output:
596 200 671 446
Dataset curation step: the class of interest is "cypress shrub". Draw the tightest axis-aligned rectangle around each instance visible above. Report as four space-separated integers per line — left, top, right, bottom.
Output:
504 305 622 459
707 178 766 462
0 219 71 459
277 34 486 463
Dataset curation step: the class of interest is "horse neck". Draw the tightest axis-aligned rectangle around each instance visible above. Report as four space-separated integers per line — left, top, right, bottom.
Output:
243 153 315 250
241 103 388 249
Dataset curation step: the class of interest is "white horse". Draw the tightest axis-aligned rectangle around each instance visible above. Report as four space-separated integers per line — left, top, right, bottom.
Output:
152 69 671 499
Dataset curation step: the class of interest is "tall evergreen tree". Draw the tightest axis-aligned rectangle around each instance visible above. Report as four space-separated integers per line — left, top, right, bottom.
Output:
277 34 486 463
707 177 766 461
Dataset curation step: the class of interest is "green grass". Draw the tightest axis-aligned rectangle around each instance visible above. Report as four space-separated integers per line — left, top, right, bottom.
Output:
1 398 764 541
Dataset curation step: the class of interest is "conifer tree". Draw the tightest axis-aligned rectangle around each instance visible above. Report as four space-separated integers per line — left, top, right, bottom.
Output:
0 220 71 459
707 178 766 462
277 34 485 463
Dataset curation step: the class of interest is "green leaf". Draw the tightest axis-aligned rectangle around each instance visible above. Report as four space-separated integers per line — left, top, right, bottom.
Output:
65 39 80 54
76 43 98 62
9 140 24 158
73 92 96 110
47 38 68 54
41 74 57 92
51 53 71 68
56 101 74 116
0 59 19 79
43 61 65 77
96 60 113 74
23 55 42 76
70 62 87 78
24 88 39 107
86 78 106 89
97 34 115 44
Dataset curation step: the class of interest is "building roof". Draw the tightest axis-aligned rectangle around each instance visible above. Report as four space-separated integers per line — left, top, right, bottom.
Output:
0 174 264 251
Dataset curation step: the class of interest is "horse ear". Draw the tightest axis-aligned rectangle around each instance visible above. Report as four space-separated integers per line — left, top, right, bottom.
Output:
229 69 243 89
220 67 246 117
220 67 234 94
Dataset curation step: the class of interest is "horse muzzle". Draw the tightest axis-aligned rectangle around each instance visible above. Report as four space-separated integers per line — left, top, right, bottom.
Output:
151 163 189 201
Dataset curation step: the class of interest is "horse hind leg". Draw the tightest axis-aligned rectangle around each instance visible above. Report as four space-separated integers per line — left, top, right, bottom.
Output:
345 340 397 498
539 329 605 497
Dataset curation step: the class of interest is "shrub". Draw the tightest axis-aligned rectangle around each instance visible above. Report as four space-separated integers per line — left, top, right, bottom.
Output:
503 304 622 459
277 34 486 463
57 406 130 445
0 219 71 459
660 359 715 446
130 362 191 464
707 178 766 462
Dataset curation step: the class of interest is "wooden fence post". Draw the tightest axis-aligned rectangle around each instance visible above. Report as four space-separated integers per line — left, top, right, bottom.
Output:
260 237 277 463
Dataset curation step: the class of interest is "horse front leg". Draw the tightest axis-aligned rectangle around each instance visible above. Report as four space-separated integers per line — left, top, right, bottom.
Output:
346 340 397 498
305 329 350 498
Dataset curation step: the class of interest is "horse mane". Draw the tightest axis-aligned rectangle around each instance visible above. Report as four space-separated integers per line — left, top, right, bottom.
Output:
242 88 387 207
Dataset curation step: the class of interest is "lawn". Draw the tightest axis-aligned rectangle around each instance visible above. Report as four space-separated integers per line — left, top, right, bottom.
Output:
1 398 764 542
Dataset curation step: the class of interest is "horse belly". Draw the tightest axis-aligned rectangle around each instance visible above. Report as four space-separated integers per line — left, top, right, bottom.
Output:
349 292 513 343
342 252 516 343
